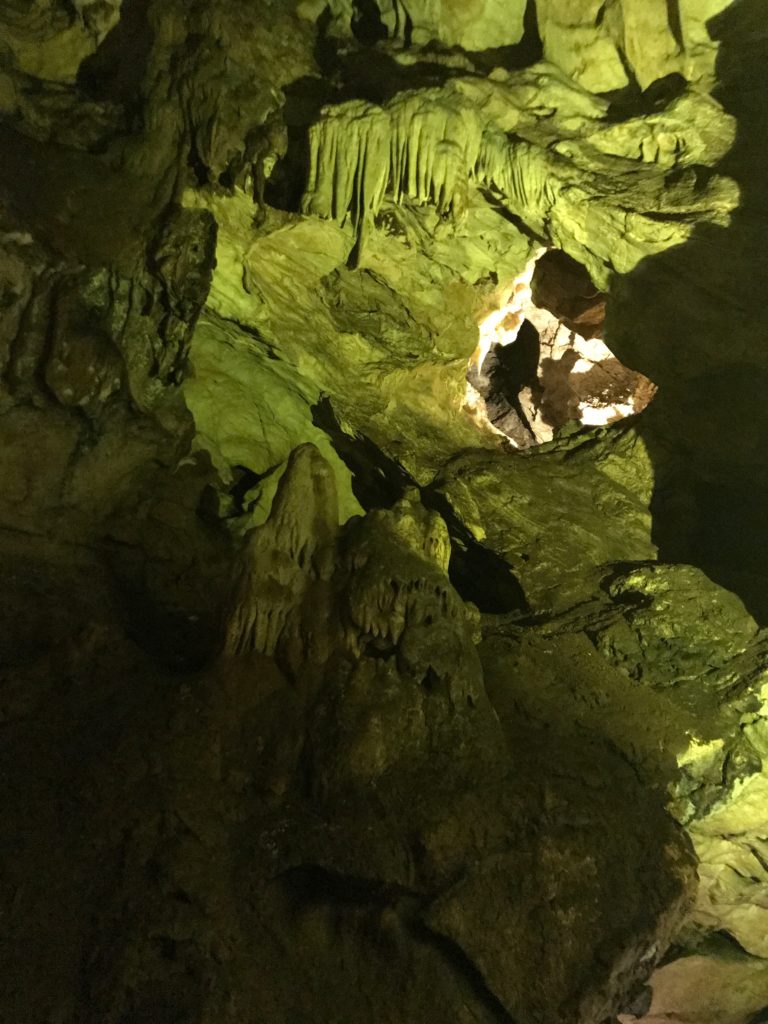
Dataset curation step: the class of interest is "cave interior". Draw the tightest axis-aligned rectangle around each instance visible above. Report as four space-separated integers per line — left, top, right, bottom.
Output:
1 1 768 1022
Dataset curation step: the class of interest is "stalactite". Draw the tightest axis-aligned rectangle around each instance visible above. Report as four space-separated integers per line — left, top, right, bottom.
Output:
301 84 572 248
302 89 489 232
301 75 733 286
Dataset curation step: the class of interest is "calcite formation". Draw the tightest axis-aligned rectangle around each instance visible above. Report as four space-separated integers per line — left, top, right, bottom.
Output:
4 445 700 1023
302 69 736 285
1 0 768 1022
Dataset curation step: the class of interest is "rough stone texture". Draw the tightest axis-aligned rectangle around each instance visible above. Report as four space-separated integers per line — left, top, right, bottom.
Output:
304 0 528 51
623 952 768 1024
535 0 630 93
606 0 768 622
181 185 520 491
592 564 760 686
621 0 683 91
393 0 528 51
301 67 736 290
479 561 768 966
0 446 695 1024
535 0 732 93
532 249 606 339
1 0 768 1021
0 0 122 84
433 423 657 611
678 0 736 86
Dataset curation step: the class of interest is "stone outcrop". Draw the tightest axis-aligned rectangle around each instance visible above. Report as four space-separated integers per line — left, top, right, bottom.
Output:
0 445 696 1024
433 423 657 610
1 0 768 1021
480 561 768 966
302 67 735 287
622 953 768 1024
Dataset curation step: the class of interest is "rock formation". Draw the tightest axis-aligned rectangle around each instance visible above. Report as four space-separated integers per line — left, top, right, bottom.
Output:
1 1 767 1022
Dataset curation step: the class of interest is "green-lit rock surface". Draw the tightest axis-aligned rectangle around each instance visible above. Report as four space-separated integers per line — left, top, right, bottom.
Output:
433 422 656 611
1 0 768 1021
480 562 768 966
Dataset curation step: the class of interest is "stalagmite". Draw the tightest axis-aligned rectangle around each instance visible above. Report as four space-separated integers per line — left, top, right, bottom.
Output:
3 2 767 1022
221 443 339 657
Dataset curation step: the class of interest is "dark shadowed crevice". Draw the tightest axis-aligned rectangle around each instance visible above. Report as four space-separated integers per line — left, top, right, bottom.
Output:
226 464 283 518
607 0 768 623
478 187 548 242
614 44 641 94
313 4 337 72
420 485 529 614
334 48 458 104
351 0 388 45
412 921 518 1024
403 8 414 48
264 75 337 213
665 0 684 50
277 868 516 1023
605 71 688 121
620 983 653 1017
311 396 413 509
77 0 153 108
279 864 415 905
312 397 528 613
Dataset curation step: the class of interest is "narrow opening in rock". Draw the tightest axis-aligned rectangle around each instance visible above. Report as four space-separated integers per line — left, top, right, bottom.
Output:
465 250 657 447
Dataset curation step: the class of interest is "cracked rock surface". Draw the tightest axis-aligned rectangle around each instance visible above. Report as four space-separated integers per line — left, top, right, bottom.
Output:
1 1 768 1021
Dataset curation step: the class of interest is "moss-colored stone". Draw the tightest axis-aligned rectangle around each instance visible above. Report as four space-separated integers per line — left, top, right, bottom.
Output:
1 1 767 1020
434 423 656 611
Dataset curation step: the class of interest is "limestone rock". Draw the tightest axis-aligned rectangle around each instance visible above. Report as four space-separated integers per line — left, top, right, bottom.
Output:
390 0 529 52
592 563 760 686
624 953 768 1024
222 443 339 658
433 423 657 611
309 0 528 50
302 67 736 288
183 189 498 490
0 444 697 1022
532 249 606 338
536 0 731 93
621 0 684 90
0 0 122 84
535 0 629 93
480 562 768 964
1 0 767 1019
183 312 363 524
678 0 737 87
686 645 768 958
693 782 768 958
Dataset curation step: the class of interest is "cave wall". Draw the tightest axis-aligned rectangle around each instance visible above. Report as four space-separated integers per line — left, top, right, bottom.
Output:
1 1 768 1022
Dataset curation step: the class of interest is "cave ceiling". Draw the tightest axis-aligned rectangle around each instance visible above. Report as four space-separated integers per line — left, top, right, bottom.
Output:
1 1 768 1022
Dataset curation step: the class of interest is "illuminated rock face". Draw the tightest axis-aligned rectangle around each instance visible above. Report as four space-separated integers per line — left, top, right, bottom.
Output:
385 0 529 51
468 250 657 445
1 1 768 1022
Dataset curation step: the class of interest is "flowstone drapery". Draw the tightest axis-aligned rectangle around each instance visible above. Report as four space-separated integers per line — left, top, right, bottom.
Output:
2 1 768 1021
302 70 737 284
